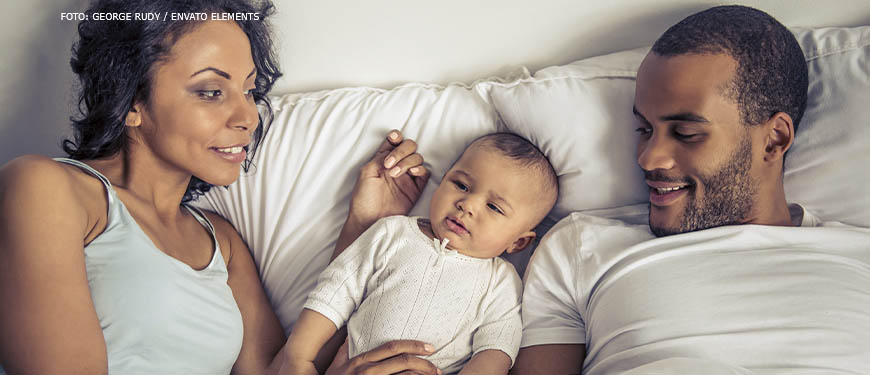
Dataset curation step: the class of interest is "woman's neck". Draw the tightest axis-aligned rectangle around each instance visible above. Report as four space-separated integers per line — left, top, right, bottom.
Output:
87 149 191 219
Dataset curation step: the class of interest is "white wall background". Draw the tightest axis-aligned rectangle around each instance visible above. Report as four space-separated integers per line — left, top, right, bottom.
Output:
1 0 868 165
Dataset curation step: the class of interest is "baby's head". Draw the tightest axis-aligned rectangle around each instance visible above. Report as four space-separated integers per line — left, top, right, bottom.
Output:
429 133 558 258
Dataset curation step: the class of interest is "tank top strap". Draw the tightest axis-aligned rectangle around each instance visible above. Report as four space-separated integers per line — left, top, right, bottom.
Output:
53 157 116 205
184 205 224 269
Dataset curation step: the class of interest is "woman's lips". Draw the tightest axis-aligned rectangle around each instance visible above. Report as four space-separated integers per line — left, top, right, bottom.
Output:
211 147 247 163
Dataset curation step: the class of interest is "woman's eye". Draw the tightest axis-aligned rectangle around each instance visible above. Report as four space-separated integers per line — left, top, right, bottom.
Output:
487 203 504 215
198 90 222 99
244 88 255 99
453 181 468 192
635 127 651 135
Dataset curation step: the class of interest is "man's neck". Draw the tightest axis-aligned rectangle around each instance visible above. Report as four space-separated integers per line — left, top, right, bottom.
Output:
744 183 793 227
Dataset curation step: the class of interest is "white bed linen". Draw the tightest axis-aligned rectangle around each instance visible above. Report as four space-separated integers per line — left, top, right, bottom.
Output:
194 25 870 334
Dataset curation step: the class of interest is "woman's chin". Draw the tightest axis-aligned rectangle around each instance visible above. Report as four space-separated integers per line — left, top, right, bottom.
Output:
197 169 242 187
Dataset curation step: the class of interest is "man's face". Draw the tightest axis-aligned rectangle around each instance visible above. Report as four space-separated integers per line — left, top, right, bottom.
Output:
633 53 762 237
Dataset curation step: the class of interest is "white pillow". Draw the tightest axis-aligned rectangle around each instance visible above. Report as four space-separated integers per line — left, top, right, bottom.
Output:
196 83 499 332
485 47 648 218
784 27 870 227
488 26 870 227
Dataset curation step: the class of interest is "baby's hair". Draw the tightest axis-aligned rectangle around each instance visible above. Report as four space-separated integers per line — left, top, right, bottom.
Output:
471 132 559 205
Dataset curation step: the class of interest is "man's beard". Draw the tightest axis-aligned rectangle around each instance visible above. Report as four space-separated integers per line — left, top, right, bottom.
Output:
649 135 758 237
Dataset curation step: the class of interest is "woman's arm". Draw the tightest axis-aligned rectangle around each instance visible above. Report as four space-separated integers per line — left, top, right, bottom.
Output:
0 156 108 373
206 211 286 374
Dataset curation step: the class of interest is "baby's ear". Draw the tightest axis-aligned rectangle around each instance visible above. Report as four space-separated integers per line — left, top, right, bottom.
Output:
505 231 537 254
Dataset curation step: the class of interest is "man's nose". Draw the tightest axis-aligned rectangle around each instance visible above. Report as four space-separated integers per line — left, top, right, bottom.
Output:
637 132 676 172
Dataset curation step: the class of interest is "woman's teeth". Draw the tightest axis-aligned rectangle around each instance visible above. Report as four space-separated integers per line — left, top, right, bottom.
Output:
216 146 243 154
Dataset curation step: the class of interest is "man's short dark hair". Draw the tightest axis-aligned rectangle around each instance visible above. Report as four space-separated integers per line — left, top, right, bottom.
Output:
651 5 808 131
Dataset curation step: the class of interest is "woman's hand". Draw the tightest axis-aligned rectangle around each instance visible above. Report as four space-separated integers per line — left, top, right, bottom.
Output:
326 340 442 375
334 130 430 258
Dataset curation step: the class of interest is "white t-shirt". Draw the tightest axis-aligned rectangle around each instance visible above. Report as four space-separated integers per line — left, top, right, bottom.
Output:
521 204 870 374
304 215 522 374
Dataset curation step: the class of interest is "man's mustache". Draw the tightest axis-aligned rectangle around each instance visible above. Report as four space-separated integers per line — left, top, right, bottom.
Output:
644 169 693 185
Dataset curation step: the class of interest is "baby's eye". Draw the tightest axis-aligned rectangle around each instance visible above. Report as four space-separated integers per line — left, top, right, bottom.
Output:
453 181 468 192
198 90 222 99
487 203 504 215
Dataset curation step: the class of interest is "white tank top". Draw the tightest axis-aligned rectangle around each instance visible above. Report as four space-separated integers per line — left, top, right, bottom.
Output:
55 158 244 374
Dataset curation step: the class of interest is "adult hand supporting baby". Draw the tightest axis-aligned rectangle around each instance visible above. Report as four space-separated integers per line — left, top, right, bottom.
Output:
333 129 430 259
326 339 442 375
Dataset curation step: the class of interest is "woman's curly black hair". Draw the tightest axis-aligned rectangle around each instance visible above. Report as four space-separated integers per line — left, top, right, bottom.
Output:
65 0 282 203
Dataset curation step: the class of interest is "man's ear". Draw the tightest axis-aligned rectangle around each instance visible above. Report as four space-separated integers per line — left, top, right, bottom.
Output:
762 111 794 163
125 102 144 127
505 231 537 254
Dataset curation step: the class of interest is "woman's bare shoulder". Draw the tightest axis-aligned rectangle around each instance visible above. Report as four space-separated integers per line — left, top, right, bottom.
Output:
0 155 107 220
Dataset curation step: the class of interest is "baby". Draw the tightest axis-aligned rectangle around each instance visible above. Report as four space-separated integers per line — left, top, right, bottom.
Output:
284 133 558 374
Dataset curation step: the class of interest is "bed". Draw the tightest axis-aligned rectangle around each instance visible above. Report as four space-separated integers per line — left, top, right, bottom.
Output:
192 11 870 337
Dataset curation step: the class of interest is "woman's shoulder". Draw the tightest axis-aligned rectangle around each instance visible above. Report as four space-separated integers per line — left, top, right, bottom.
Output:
2 155 89 196
199 210 243 265
0 155 108 220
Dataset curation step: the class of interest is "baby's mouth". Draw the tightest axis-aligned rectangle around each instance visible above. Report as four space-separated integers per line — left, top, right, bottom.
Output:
446 217 469 234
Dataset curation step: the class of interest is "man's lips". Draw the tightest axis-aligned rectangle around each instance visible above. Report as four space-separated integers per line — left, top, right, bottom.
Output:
646 179 691 207
445 216 468 235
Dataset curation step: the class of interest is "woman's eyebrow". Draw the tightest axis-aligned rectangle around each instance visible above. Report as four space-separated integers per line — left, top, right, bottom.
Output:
191 67 230 79
190 67 256 80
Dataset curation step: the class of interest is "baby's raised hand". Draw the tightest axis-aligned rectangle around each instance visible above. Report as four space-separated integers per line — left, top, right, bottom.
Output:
348 129 430 229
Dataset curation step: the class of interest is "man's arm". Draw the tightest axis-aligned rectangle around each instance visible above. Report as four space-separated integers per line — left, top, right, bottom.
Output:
511 344 585 375
513 216 588 375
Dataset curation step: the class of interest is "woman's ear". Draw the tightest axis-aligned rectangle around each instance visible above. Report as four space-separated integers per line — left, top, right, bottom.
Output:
505 231 537 254
125 102 143 127
762 111 795 163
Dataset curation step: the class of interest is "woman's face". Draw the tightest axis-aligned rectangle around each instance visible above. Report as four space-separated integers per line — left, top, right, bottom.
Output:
129 20 258 186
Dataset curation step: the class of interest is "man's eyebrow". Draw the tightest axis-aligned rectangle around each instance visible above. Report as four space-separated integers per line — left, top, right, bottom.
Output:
191 67 257 80
632 106 710 124
632 106 648 122
661 112 710 123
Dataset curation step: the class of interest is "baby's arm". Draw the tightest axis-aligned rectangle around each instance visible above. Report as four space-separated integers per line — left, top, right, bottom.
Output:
465 262 524 375
459 349 512 375
274 309 338 374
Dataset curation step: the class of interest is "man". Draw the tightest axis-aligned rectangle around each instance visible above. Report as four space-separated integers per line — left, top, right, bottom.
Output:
512 5 870 374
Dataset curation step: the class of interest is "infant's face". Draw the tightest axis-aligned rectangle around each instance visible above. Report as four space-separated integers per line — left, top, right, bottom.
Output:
428 145 543 258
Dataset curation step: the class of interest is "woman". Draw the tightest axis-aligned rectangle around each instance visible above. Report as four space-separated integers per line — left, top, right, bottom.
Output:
0 0 437 374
